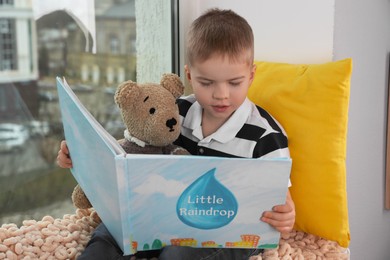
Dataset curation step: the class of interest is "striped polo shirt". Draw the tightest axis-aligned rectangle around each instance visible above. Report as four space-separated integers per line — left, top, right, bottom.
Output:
174 94 290 159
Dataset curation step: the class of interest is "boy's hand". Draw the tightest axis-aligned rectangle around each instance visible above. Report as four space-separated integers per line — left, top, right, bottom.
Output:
260 190 295 234
56 140 73 168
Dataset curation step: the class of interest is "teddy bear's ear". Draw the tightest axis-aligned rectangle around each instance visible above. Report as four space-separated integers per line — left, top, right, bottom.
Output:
114 80 140 108
160 73 184 99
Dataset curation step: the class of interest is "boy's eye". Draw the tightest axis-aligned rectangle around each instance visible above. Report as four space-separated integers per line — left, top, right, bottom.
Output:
199 81 212 87
149 108 156 114
230 81 241 87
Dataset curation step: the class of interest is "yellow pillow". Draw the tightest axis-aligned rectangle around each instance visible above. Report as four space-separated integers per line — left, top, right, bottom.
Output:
248 59 352 248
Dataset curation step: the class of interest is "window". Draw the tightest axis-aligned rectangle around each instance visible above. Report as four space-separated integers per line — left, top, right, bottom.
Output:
0 19 17 71
128 34 136 54
0 0 14 6
109 34 119 54
0 0 177 225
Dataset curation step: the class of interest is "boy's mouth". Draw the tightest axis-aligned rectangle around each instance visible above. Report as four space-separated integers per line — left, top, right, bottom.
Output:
212 105 230 113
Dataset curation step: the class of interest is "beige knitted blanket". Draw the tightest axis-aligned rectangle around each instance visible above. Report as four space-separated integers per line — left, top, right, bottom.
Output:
0 209 349 260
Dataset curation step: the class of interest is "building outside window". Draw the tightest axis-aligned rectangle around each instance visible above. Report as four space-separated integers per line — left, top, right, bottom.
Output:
0 0 177 225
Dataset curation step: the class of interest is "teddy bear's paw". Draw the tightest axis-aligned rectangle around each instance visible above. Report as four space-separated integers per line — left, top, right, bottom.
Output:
72 185 93 209
90 210 102 226
172 147 190 155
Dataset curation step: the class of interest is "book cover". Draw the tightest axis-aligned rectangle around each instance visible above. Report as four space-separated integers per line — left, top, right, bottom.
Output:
56 77 292 255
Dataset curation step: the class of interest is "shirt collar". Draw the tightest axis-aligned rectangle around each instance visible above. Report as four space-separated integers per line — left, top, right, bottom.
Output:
182 98 252 143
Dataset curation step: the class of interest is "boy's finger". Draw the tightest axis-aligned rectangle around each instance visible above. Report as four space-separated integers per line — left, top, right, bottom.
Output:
60 140 69 154
261 215 294 232
57 152 72 168
261 210 294 221
272 204 292 213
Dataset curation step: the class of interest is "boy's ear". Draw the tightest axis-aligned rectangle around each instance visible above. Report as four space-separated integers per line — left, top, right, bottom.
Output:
184 65 192 81
249 63 257 85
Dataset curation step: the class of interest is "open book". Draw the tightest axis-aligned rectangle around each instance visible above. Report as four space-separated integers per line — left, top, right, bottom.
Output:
56 77 292 255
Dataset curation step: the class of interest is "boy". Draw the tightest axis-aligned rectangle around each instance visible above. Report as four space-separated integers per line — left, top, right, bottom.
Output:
57 8 295 260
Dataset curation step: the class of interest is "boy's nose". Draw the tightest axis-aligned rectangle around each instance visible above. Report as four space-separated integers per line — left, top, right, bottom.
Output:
213 85 229 100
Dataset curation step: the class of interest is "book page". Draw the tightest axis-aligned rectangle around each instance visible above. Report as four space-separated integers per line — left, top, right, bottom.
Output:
56 77 125 240
60 77 124 155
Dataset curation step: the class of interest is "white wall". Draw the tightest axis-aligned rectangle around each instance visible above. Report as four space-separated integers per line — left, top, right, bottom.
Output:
333 1 390 259
180 0 390 259
178 0 335 74
135 0 172 83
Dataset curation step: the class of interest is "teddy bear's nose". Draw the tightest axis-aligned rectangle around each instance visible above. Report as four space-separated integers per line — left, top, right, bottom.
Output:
166 118 177 132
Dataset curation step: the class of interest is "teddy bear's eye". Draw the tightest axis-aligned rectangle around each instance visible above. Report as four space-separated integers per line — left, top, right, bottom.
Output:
149 108 156 114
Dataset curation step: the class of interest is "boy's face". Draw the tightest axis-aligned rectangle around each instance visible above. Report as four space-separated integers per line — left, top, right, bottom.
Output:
185 54 256 124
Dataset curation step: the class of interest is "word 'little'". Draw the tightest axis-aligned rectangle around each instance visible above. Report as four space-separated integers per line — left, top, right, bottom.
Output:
187 195 223 205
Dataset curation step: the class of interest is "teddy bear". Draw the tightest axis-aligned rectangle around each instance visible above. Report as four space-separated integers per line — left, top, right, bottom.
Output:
72 73 189 212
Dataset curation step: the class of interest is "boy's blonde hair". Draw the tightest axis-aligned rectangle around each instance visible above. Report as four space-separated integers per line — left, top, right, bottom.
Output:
186 8 254 66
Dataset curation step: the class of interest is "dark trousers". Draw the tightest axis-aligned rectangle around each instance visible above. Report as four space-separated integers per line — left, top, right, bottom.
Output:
77 224 159 260
78 223 263 260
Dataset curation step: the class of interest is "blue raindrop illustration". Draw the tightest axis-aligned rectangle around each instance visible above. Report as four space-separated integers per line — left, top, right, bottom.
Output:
176 168 238 229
